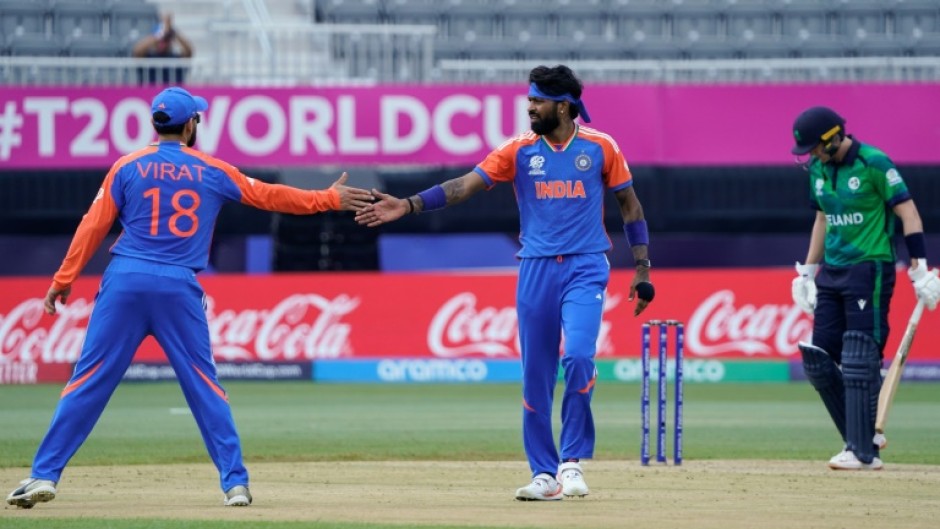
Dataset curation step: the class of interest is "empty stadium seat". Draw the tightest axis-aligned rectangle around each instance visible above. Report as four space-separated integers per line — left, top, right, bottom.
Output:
319 0 384 24
672 7 721 41
0 1 49 37
109 2 159 45
911 34 940 56
385 0 445 32
741 37 795 59
8 33 64 56
684 38 742 60
447 2 500 40
894 7 940 40
68 35 122 57
556 3 610 41
503 1 552 39
615 7 668 41
781 7 831 41
726 6 776 41
574 36 639 61
853 36 911 58
54 2 106 39
834 6 886 39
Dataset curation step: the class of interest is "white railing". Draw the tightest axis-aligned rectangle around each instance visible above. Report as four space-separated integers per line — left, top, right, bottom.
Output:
3 49 940 87
437 56 940 84
0 56 199 86
201 21 437 85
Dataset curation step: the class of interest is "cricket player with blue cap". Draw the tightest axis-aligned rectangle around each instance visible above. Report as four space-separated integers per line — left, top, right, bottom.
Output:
356 65 654 500
6 87 374 509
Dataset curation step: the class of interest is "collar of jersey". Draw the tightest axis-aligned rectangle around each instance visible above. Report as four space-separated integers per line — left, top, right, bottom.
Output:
839 135 860 166
540 124 579 152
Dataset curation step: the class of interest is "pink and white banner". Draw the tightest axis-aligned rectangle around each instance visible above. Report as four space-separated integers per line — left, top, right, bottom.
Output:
1 84 939 168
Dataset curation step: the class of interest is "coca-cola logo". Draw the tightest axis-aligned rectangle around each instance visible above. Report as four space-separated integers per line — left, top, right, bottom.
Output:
0 293 359 364
427 292 618 358
687 290 812 356
0 298 93 364
208 294 358 360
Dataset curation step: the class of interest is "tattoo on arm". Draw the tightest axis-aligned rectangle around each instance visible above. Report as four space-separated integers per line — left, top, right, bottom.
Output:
442 179 464 204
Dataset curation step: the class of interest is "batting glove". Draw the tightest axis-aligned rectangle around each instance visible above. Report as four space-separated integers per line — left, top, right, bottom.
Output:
909 259 940 311
791 261 818 315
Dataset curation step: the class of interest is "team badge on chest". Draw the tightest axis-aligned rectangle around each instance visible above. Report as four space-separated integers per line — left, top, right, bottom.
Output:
574 153 592 171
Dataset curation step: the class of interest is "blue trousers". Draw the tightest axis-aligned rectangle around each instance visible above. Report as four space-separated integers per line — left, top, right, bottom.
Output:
813 260 895 360
31 256 248 491
517 253 608 477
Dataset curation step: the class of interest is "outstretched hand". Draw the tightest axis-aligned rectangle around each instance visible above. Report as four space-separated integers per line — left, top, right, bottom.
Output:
331 172 375 212
355 189 409 227
43 285 71 316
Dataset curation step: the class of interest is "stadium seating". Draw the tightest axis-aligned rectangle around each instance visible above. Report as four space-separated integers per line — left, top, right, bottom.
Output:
6 0 940 79
108 1 160 47
8 33 63 57
54 1 107 39
0 1 49 38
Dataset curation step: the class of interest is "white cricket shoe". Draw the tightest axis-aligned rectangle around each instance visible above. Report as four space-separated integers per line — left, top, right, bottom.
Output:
6 478 57 509
557 461 589 497
514 473 563 501
223 485 252 506
828 450 884 471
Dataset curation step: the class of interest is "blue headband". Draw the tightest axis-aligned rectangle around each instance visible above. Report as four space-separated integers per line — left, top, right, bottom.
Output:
528 83 591 123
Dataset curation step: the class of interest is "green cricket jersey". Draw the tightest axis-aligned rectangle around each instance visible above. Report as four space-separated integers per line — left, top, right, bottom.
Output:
807 139 912 266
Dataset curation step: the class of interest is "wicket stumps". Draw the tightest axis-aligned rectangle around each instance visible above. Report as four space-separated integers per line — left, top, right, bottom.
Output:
641 319 684 465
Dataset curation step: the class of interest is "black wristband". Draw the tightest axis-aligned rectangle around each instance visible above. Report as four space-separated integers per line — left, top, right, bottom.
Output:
635 259 651 268
405 197 415 215
905 232 927 259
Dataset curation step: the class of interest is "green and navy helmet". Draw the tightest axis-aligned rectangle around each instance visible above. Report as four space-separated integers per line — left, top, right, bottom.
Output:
791 106 846 155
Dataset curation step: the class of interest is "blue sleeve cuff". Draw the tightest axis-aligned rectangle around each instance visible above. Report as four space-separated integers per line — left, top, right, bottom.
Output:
473 166 495 189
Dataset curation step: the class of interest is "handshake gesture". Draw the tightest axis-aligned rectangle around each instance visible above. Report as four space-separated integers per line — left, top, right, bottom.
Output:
909 259 940 310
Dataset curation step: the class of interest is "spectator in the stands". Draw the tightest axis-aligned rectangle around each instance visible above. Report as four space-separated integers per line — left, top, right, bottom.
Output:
131 12 194 85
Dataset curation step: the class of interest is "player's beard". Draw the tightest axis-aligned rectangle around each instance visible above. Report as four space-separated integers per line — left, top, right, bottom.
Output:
530 109 561 136
187 126 197 148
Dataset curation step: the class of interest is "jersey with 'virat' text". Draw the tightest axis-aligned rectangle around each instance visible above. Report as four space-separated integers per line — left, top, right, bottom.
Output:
474 125 632 258
51 141 338 289
808 139 911 266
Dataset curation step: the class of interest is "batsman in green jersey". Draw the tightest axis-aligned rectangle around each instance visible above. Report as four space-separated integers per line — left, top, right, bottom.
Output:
789 106 940 471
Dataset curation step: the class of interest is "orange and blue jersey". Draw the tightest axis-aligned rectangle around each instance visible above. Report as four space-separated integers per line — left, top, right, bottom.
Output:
51 141 338 290
30 139 340 492
474 124 632 258
475 124 630 478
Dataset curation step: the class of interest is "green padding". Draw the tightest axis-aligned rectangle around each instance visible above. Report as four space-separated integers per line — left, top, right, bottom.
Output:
586 359 791 383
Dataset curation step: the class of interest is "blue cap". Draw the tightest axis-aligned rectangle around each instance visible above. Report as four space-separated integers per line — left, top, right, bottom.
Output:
151 87 208 126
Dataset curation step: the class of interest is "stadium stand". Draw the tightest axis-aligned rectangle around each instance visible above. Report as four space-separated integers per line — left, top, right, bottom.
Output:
3 0 940 271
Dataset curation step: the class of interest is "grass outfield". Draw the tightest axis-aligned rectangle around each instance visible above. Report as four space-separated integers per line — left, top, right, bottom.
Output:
1 382 939 466
1 381 938 529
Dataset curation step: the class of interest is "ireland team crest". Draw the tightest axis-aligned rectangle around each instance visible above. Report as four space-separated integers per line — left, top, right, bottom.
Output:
574 153 592 171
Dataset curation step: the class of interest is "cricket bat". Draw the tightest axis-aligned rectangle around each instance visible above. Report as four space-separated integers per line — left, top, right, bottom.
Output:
875 299 926 434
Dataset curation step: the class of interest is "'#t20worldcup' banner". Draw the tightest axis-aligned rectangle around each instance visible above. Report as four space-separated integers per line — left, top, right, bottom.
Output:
0 268 933 372
2 84 940 168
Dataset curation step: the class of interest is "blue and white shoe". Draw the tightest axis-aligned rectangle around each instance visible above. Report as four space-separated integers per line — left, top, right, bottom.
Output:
6 478 57 509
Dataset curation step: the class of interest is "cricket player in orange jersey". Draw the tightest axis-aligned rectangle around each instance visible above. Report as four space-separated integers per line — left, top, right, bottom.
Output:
356 65 654 501
6 87 373 509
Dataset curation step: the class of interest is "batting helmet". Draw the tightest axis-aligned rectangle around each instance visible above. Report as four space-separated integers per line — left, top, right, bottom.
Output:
791 106 846 155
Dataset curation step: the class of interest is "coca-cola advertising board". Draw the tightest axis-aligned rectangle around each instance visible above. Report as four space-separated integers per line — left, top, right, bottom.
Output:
1 269 934 372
